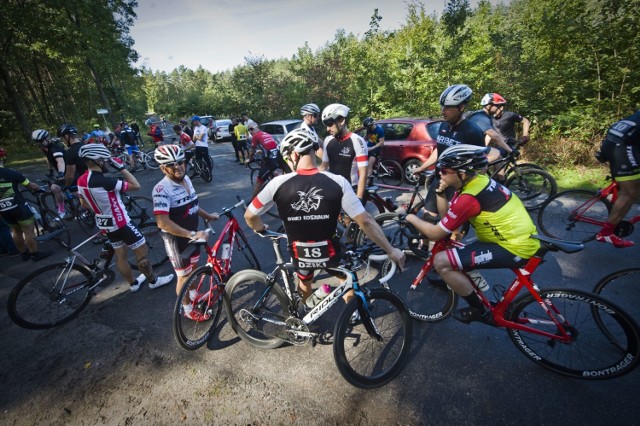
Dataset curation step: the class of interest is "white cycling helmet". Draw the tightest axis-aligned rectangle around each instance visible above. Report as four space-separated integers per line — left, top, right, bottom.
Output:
439 84 473 107
79 143 112 160
321 103 350 125
280 128 320 156
154 144 185 165
32 129 49 142
300 103 320 116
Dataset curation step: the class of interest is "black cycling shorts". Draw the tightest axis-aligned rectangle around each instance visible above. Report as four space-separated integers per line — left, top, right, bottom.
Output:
107 222 146 250
257 158 281 183
0 204 34 226
599 138 640 181
161 233 201 277
445 241 530 271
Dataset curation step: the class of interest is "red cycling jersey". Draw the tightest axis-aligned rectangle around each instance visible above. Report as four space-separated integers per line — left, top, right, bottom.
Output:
251 131 278 158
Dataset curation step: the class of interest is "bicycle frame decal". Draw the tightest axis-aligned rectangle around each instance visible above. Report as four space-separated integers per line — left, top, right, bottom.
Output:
303 273 355 323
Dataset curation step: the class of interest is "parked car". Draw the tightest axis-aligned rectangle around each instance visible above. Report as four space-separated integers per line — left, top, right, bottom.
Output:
259 119 302 145
214 118 232 142
364 117 440 184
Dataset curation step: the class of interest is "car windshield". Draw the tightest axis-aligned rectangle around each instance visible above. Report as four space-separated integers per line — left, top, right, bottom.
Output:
285 122 302 132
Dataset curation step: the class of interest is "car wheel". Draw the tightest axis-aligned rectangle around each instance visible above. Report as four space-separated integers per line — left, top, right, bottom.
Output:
404 159 423 184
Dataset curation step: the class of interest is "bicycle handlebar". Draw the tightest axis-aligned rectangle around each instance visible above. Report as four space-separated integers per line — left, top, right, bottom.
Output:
369 253 396 284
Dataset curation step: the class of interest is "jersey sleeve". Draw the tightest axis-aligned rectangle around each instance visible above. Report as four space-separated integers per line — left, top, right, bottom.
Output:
353 134 369 168
335 174 365 218
152 183 171 215
248 176 279 215
439 193 481 233
321 136 332 163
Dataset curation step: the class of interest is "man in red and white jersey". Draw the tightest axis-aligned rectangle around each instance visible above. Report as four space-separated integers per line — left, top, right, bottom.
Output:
248 125 286 200
319 103 368 201
77 144 173 292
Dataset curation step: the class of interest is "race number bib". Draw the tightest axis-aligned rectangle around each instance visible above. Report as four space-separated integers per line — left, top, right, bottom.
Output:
95 214 115 230
291 240 336 269
0 197 17 212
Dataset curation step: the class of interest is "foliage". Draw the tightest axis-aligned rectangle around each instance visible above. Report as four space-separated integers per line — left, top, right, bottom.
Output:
1 0 639 168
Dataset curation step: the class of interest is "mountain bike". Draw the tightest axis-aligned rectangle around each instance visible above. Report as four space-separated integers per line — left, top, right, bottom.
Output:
537 176 639 243
488 144 557 210
372 221 639 379
7 231 123 329
224 230 412 388
172 199 261 350
370 158 404 187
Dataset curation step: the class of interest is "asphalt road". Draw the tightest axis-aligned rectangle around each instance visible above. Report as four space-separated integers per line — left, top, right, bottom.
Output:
1 138 639 424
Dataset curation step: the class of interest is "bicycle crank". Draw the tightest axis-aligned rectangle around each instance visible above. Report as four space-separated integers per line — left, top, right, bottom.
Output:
615 220 634 237
238 309 315 345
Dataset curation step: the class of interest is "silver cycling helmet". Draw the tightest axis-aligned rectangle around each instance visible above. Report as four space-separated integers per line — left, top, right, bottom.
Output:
79 143 112 160
300 103 320 116
154 144 185 165
280 128 320 156
32 129 50 142
439 84 473 107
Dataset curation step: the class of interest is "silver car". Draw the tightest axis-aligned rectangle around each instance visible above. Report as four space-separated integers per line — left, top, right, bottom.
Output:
259 119 302 145
214 119 232 142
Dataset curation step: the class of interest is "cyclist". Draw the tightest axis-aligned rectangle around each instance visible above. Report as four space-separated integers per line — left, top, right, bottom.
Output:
300 103 320 138
172 124 195 175
465 93 516 163
412 84 486 222
147 122 164 147
191 116 213 172
245 128 405 306
357 117 385 184
152 144 220 320
31 129 68 218
594 109 640 248
60 124 88 192
234 118 249 164
406 144 540 324
248 125 283 200
76 144 173 292
179 119 194 139
0 162 51 262
118 122 141 170
490 94 531 149
320 103 369 201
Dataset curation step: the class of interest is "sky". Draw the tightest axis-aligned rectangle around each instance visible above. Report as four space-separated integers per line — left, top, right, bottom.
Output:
130 0 496 74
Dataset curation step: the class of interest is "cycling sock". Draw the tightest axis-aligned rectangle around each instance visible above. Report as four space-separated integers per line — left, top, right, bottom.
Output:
462 293 485 310
57 201 65 213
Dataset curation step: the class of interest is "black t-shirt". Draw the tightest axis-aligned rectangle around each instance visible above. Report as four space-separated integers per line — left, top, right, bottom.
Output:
465 110 494 134
64 142 88 184
436 119 486 157
119 126 137 146
44 141 66 170
493 111 524 141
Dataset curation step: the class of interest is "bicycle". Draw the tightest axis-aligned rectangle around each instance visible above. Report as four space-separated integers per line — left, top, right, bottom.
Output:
172 199 261 350
593 268 640 326
121 193 169 270
487 143 557 210
187 153 214 183
8 230 123 329
370 157 404 187
224 230 412 388
20 186 71 248
373 222 640 378
38 178 97 234
537 176 639 243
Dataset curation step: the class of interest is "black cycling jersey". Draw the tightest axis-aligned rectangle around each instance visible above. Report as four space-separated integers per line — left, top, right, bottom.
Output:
606 110 640 146
322 133 368 186
0 167 29 213
64 142 88 184
436 119 486 156
119 126 137 146
465 110 494 134
43 141 66 170
493 111 525 142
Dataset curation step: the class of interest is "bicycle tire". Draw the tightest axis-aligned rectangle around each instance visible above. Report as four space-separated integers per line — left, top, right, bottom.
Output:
504 168 557 211
377 159 404 187
173 265 224 350
232 229 261 272
593 268 640 326
40 207 71 248
125 195 155 227
250 168 259 186
143 150 160 169
506 289 640 379
7 262 94 329
505 162 544 180
223 269 289 349
333 288 413 388
537 189 611 242
128 222 169 270
199 162 213 183
356 212 403 247
39 192 57 212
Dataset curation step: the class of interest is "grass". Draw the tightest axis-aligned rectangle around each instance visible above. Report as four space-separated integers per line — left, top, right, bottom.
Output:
546 164 610 192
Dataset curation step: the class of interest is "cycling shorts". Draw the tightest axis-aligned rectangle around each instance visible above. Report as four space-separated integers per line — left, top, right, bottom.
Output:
445 241 530 271
257 158 280 184
125 144 140 155
184 150 194 162
161 233 201 277
367 149 381 159
107 222 146 250
1 204 35 226
599 138 640 181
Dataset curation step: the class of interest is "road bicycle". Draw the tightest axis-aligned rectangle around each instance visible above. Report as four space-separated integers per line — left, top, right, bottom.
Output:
370 157 404 187
593 268 640 326
38 178 97 234
372 220 639 378
245 155 283 219
21 186 71 248
487 144 557 210
537 176 639 243
172 199 261 350
113 146 158 171
224 230 412 388
8 230 125 329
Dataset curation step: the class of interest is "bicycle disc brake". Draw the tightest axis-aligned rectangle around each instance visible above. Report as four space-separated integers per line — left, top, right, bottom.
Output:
615 220 634 237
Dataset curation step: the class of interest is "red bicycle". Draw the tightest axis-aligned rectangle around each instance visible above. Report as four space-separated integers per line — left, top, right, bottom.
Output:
377 219 640 379
172 199 261 350
537 176 640 242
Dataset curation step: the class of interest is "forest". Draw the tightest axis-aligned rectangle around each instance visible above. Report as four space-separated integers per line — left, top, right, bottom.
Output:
1 0 639 166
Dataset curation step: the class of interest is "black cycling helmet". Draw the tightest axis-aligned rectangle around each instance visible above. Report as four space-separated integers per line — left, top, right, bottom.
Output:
362 117 374 126
57 123 78 137
437 144 490 173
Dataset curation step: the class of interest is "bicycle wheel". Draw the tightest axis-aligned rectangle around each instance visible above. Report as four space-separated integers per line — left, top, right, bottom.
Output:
223 269 289 349
144 150 160 169
377 159 404 187
125 195 154 227
250 169 259 186
593 268 640 326
505 163 544 181
40 207 71 248
72 196 96 235
333 288 413 388
355 212 402 247
173 265 224 350
537 190 611 242
232 230 261 272
506 289 640 379
504 168 557 210
7 263 94 329
128 222 169 269
199 162 212 183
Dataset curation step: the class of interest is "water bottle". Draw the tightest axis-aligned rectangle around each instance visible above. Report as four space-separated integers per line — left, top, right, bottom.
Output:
305 284 331 309
27 204 41 222
468 270 490 292
220 243 231 260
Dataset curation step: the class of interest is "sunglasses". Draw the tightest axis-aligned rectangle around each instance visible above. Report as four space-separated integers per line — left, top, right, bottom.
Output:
439 168 457 175
322 118 336 127
164 160 185 168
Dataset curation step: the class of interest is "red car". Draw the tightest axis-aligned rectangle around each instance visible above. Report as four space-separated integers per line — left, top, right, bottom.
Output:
370 118 441 184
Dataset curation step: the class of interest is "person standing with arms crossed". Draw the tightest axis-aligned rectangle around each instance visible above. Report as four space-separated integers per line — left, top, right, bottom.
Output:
191 116 213 172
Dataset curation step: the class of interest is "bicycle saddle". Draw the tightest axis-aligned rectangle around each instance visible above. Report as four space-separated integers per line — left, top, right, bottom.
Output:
531 234 584 253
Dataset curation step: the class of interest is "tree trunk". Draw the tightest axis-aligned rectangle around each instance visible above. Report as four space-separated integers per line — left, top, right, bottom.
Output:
86 58 115 127
0 62 31 143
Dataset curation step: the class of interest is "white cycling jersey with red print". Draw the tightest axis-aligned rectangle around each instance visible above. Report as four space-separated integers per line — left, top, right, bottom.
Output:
322 132 368 186
77 170 131 232
152 175 200 233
